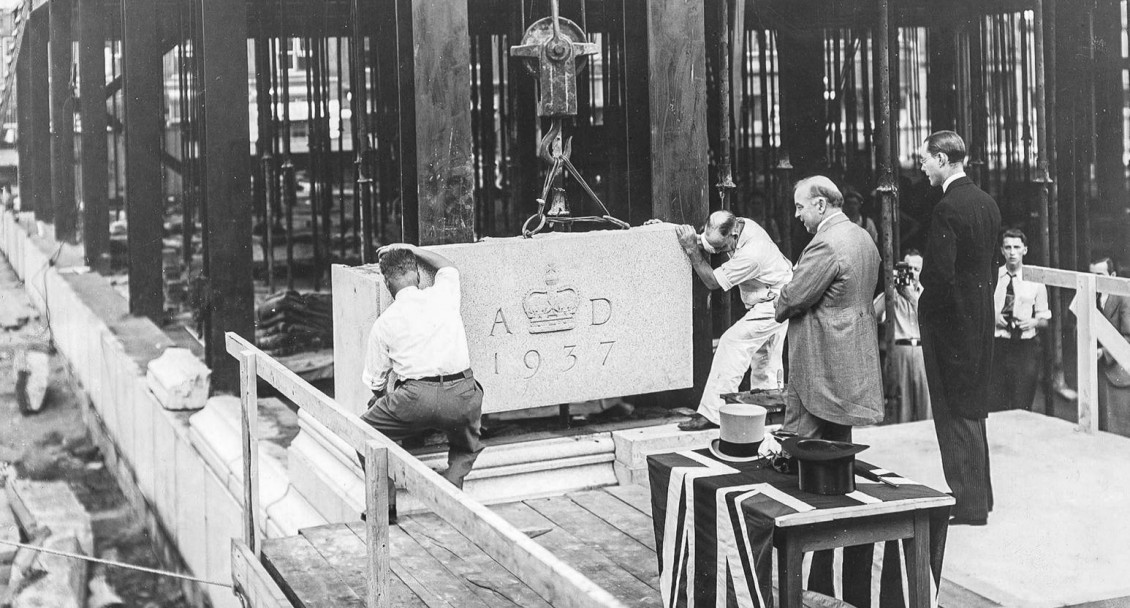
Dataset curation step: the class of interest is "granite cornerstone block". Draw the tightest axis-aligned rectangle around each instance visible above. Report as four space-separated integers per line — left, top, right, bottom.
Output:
332 224 693 414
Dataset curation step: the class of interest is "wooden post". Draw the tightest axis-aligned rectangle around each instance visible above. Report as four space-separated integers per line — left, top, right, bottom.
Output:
199 0 254 394
49 0 77 242
389 0 476 246
78 0 109 271
239 350 261 556
362 441 390 608
15 26 33 214
1075 274 1098 434
120 0 165 320
641 0 711 402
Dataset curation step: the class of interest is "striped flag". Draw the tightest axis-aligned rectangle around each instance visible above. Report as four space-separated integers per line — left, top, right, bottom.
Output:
648 449 949 608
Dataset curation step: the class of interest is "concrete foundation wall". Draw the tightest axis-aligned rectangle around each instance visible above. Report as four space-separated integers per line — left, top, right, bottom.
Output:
0 211 324 608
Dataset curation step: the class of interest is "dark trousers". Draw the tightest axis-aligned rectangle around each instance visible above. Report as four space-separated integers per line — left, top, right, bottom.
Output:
359 374 484 509
921 325 994 521
782 396 874 607
989 337 1040 412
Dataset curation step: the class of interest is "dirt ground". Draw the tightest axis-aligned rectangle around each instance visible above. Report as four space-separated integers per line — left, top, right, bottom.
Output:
0 253 192 608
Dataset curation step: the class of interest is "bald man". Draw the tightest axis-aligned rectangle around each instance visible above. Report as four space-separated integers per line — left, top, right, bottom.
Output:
674 211 793 431
774 175 884 606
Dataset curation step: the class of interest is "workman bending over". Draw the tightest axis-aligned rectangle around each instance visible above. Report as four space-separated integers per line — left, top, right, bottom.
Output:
361 244 484 522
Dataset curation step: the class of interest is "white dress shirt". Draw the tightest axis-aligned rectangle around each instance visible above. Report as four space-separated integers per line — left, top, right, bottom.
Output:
362 267 472 392
993 266 1051 340
942 171 966 193
712 218 793 318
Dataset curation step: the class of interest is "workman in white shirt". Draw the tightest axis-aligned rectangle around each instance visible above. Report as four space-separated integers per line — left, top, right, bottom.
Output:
672 210 793 431
361 244 484 521
989 228 1051 412
874 249 932 421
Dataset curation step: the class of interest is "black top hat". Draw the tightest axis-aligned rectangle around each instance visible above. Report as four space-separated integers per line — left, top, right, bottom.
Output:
779 437 870 496
779 437 869 461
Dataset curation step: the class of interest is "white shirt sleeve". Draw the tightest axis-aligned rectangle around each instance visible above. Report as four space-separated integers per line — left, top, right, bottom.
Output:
1034 284 1052 320
361 323 391 392
433 267 462 309
713 249 763 293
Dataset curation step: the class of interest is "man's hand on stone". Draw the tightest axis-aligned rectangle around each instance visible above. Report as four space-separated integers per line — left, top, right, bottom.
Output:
675 225 701 257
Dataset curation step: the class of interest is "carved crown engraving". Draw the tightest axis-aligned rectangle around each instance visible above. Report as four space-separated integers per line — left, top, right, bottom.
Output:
523 265 581 334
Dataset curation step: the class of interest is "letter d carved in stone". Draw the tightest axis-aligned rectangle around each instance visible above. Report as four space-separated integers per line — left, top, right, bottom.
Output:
591 298 612 326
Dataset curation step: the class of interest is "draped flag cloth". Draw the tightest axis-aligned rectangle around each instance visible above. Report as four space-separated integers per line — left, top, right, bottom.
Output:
647 449 951 608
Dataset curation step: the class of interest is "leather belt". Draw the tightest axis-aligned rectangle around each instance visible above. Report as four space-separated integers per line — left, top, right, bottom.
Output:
409 369 472 383
895 338 921 346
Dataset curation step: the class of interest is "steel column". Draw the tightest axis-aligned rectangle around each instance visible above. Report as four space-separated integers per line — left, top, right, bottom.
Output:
120 0 165 319
876 0 899 420
27 15 51 219
50 0 77 241
199 0 254 394
79 0 109 271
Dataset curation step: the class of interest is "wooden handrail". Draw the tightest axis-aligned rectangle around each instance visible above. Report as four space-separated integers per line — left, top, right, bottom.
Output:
1020 267 1130 434
225 331 626 608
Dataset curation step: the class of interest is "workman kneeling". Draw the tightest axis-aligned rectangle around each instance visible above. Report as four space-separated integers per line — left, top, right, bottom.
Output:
360 244 484 523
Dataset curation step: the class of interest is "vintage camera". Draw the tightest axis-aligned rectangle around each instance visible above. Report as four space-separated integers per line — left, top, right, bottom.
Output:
894 262 914 288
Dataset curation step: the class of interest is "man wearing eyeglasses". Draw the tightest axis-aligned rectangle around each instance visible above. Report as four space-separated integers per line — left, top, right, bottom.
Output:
672 210 793 431
918 130 1001 527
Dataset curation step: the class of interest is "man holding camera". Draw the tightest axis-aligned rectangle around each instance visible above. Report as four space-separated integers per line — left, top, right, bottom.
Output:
990 228 1050 412
874 250 932 421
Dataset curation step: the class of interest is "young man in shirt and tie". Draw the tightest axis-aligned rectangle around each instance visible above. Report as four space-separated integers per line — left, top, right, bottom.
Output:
361 244 484 522
990 228 1051 412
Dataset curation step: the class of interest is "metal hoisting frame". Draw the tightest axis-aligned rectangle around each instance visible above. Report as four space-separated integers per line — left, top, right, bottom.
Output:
511 0 629 237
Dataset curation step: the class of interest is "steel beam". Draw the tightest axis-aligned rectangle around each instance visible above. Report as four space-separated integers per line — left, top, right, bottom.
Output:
199 0 254 394
120 0 164 320
26 15 51 219
49 0 77 241
79 0 109 271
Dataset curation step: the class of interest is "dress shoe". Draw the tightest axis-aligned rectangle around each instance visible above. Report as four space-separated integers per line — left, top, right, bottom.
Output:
678 414 719 432
949 515 987 526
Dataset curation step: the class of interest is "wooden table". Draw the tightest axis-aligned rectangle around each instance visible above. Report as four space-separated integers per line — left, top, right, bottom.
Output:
773 493 951 608
647 449 954 608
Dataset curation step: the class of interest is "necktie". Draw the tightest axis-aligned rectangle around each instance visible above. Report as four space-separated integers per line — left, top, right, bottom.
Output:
1002 273 1021 339
1098 293 1104 313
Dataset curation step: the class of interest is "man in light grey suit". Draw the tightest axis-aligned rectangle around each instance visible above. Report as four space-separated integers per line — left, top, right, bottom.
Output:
774 175 884 607
775 176 884 440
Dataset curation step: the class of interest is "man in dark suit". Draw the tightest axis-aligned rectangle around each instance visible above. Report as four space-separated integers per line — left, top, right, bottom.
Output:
775 175 884 606
918 130 1001 527
1090 256 1130 435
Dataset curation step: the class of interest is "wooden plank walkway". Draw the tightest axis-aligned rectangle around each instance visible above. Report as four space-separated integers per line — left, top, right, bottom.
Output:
260 484 661 608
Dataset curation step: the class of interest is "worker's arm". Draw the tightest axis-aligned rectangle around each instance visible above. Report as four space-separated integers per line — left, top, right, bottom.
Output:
675 225 722 290
409 246 455 271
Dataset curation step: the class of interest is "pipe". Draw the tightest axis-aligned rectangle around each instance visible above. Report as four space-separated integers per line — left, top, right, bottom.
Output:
876 0 899 419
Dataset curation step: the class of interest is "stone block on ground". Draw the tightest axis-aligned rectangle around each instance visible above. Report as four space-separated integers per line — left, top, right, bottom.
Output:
333 225 694 415
5 479 93 557
12 347 50 414
146 347 210 411
10 535 87 608
0 490 18 565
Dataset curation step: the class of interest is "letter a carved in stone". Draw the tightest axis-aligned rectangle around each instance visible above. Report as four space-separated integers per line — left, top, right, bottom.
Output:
490 308 512 336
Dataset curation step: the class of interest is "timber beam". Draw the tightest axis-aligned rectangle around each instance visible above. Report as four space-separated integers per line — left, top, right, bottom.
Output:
50 0 77 242
79 0 110 271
